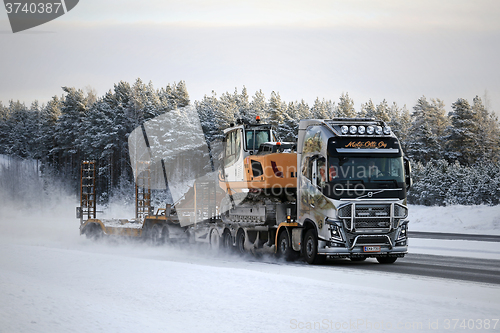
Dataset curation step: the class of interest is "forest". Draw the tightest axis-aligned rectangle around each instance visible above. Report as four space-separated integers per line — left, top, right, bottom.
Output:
1 79 499 206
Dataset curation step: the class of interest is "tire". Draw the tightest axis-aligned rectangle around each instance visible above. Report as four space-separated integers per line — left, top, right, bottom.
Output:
84 223 103 240
350 256 367 262
377 256 397 264
222 230 232 250
161 225 170 244
277 230 297 261
210 228 221 252
236 230 246 255
303 229 326 265
150 224 163 245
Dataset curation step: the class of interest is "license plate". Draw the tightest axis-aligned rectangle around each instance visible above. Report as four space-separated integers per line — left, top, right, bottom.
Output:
363 246 381 252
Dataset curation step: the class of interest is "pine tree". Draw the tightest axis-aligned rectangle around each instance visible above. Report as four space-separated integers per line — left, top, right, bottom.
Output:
6 100 31 157
53 87 92 181
375 99 391 123
472 96 500 163
296 99 311 120
446 98 479 165
249 90 267 120
359 99 375 118
408 96 448 163
39 96 62 165
388 103 411 153
218 91 238 130
279 102 299 141
174 81 190 108
196 93 220 143
0 102 11 154
233 87 251 122
311 98 328 119
336 92 356 118
268 91 286 127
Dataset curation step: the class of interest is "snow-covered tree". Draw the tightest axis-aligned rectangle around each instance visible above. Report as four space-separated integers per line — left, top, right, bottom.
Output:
359 99 375 119
445 98 477 164
336 92 356 118
407 96 448 163
388 103 412 153
249 90 267 120
472 96 500 163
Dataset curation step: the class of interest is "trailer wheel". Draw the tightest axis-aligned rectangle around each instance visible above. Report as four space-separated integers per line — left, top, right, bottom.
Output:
303 229 326 265
236 230 246 255
277 230 298 261
150 224 163 245
210 228 221 252
84 223 103 240
376 256 397 264
161 225 170 244
222 230 232 250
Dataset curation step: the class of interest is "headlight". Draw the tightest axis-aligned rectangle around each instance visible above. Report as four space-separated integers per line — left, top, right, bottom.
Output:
349 125 357 134
366 126 374 135
329 225 344 242
358 126 366 134
384 126 391 135
375 126 383 135
397 223 408 241
341 125 349 134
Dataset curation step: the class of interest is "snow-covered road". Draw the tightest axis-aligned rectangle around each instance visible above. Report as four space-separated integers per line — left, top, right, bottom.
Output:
1 240 499 333
1 198 500 333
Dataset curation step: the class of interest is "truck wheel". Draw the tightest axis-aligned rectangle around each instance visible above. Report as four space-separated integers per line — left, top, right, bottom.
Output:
303 229 326 265
84 223 103 240
151 224 163 245
222 230 232 250
236 230 246 255
304 229 326 265
277 230 297 261
377 256 397 264
210 228 221 252
161 225 170 244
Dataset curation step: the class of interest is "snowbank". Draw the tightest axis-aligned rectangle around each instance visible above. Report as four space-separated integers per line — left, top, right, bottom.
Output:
409 204 500 235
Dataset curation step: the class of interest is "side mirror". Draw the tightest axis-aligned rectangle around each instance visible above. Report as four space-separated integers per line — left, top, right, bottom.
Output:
404 157 413 190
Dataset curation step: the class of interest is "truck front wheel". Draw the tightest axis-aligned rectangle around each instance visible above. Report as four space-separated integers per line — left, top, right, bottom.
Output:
303 229 326 265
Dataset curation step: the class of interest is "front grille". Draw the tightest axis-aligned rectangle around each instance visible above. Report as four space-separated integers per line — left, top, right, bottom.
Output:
355 205 390 218
356 236 391 245
338 204 352 218
355 218 391 229
339 203 399 231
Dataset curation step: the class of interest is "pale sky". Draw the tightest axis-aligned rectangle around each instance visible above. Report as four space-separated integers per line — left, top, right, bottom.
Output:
1 0 499 116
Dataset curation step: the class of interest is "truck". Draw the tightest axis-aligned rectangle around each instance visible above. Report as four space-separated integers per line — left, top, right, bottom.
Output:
78 108 412 264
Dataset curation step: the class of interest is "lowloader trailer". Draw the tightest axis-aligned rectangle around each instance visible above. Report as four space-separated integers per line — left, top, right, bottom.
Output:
78 115 412 264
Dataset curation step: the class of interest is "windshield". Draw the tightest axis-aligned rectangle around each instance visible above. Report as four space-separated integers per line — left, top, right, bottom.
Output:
246 130 271 150
323 155 406 200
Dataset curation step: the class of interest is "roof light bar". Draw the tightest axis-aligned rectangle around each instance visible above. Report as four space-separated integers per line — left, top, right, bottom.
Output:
339 124 391 136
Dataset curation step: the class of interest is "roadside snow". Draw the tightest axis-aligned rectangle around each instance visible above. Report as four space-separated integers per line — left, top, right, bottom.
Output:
410 238 500 259
409 204 500 235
